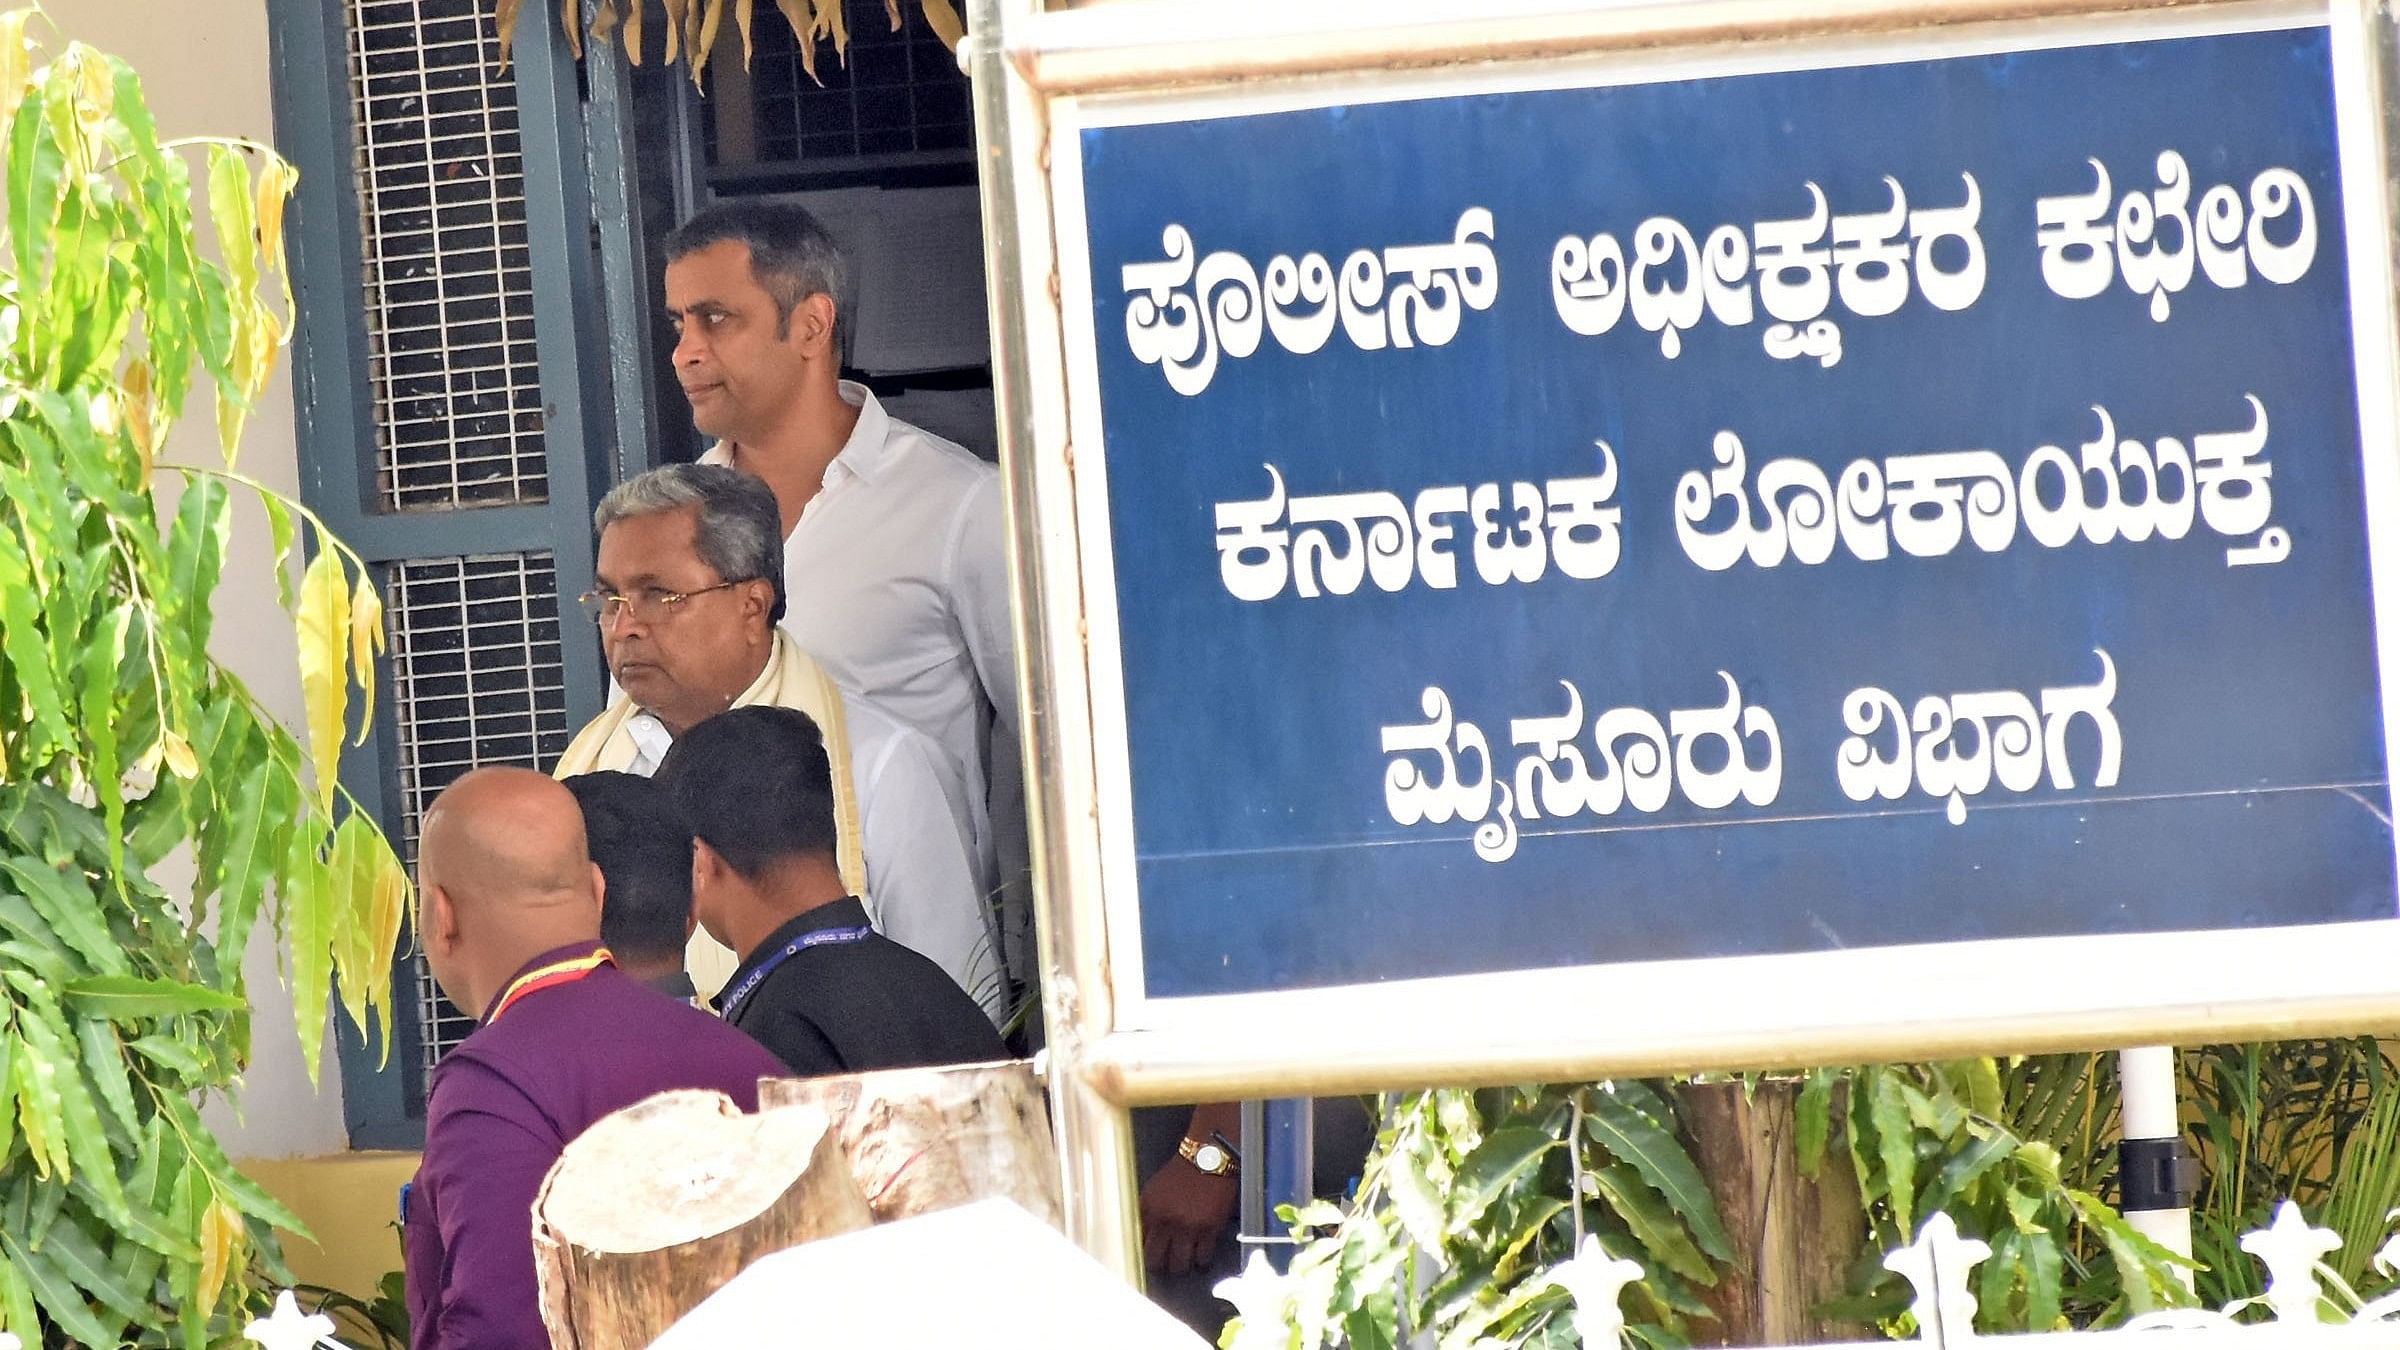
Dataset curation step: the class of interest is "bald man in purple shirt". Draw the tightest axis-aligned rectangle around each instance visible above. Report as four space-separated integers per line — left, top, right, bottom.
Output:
402 767 784 1350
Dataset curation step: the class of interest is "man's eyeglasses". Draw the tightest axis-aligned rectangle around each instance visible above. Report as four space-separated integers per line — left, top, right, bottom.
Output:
576 581 749 628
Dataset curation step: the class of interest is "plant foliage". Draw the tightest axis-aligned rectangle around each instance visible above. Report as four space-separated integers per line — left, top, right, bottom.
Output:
2184 1038 2400 1316
1254 1062 2202 1349
1803 1058 2193 1333
0 15 407 1344
1246 1084 1732 1350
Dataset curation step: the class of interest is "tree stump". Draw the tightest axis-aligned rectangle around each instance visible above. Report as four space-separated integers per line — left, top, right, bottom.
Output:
1680 1079 1866 1346
531 1089 874 1350
759 1058 1062 1227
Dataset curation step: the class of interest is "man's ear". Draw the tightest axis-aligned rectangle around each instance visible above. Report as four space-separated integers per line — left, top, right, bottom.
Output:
692 837 728 891
588 862 609 926
738 578 775 631
790 292 838 359
427 883 461 952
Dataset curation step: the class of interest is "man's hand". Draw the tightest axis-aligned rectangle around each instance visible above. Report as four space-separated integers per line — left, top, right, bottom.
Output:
1140 1149 1239 1276
1142 1101 1244 1276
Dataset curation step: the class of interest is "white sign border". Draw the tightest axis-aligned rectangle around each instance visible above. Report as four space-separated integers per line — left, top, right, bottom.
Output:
1033 0 2400 1104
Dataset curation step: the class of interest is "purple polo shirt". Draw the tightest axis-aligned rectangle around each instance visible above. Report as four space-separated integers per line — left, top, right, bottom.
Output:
403 941 785 1350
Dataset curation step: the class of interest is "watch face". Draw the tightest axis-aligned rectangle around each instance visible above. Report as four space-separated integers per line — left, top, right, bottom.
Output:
1194 1144 1229 1174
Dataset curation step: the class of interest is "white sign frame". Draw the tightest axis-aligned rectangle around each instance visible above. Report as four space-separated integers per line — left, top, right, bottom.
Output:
965 0 2400 1267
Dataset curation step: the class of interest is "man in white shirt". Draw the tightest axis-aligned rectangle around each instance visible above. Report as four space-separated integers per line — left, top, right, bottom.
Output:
551 463 1003 1016
659 202 1030 1001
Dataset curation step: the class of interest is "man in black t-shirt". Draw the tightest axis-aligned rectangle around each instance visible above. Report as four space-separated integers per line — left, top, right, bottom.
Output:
562 770 700 1001
659 705 1004 1075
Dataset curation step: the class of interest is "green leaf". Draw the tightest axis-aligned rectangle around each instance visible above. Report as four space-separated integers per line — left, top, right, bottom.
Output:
164 474 230 652
23 1170 63 1248
0 1246 38 1345
1951 1058 2005 1121
1869 1068 1920 1240
7 81 65 325
2022 1221 2064 1329
156 1089 306 1233
2003 1183 2048 1235
0 1028 14 1164
127 1033 208 1084
1586 1085 1733 1262
330 809 384 1032
1978 1228 2021 1331
2066 1187 2192 1314
76 1147 199 1264
1385 1122 1450 1256
1919 1126 2016 1219
286 829 333 1084
17 985 128 1223
208 752 293 988
0 937 71 987
2014 1139 2064 1192
0 517 71 763
11 1015 68 1180
63 974 245 1021
1795 1068 1835 1178
261 490 295 611
1591 1162 1715 1286
1493 1195 1568 1279
0 1222 117 1348
39 1207 149 1325
75 1016 139 1140
1445 1126 1555 1236
0 783 114 870
78 605 134 870
1 856 127 975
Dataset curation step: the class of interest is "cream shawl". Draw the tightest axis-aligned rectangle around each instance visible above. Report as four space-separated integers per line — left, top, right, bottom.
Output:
553 632 867 997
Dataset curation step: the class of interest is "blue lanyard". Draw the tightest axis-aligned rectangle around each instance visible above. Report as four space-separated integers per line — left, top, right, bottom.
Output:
719 925 873 1021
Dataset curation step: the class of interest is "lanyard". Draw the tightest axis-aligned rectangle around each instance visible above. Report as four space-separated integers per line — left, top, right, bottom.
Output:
486 947 614 1024
719 925 873 1021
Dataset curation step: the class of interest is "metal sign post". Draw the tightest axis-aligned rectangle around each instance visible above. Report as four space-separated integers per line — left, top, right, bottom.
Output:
971 0 2400 1276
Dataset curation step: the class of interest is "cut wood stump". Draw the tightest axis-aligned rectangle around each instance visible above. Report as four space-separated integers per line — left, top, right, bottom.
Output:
531 1088 873 1350
759 1057 1062 1227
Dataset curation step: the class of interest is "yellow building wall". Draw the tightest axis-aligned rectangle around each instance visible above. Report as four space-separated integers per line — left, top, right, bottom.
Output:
241 1153 424 1304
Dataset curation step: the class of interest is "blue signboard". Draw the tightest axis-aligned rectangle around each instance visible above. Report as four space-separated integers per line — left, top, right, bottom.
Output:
1069 22 2395 1003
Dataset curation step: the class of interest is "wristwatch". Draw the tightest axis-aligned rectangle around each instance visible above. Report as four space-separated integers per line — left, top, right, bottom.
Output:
1179 1132 1240 1177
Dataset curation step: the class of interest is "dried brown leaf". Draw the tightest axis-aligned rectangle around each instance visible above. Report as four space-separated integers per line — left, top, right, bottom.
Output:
562 0 584 59
495 0 523 69
883 0 900 31
735 0 754 69
775 0 815 83
624 0 643 62
824 0 848 60
690 0 719 86
590 0 621 44
919 0 962 49
662 0 686 65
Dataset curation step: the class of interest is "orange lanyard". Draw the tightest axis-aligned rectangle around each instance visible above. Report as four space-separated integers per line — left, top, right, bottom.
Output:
485 948 614 1024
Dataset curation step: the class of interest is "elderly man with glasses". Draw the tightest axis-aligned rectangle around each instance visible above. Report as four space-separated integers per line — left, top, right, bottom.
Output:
553 463 1002 1016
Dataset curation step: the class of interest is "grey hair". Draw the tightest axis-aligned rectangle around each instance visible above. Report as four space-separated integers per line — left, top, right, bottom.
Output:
593 464 787 624
664 199 850 353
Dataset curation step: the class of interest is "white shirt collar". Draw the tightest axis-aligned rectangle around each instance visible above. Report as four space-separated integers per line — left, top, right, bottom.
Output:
701 379 897 491
618 640 785 776
824 379 896 488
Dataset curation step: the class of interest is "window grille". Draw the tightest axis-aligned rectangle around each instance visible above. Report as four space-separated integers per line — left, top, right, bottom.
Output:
385 553 575 1079
348 0 549 510
710 14 972 166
